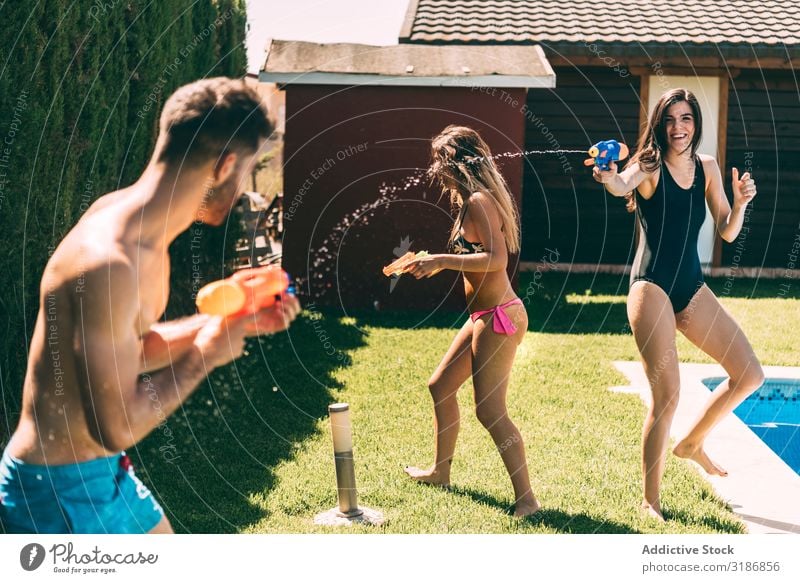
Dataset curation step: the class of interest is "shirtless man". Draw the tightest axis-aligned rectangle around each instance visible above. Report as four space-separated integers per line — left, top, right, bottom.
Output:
0 77 301 534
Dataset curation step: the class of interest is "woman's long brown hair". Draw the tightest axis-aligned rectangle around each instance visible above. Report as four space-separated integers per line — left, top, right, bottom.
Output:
625 88 703 211
429 125 520 253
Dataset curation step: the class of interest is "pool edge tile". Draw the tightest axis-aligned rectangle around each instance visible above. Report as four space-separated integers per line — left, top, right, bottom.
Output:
612 361 800 534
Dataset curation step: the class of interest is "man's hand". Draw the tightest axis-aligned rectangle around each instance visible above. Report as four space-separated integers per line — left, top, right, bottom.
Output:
239 293 302 336
192 315 249 368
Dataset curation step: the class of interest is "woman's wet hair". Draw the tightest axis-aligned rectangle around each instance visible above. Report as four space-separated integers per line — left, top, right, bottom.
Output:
429 125 520 254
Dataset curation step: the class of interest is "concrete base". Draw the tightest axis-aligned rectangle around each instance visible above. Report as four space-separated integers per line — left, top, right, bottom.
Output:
313 506 385 527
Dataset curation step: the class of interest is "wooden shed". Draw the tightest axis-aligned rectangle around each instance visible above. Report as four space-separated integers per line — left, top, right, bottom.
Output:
260 40 555 310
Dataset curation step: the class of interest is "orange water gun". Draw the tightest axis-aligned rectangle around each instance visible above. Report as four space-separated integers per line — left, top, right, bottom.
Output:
382 250 442 277
196 265 290 317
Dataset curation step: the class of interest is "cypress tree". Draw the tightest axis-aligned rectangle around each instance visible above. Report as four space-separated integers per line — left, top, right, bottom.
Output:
0 0 252 431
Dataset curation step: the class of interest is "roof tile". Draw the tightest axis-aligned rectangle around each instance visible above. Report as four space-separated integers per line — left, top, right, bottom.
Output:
401 0 800 46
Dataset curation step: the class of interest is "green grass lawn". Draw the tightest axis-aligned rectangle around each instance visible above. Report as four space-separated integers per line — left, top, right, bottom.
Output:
75 273 800 532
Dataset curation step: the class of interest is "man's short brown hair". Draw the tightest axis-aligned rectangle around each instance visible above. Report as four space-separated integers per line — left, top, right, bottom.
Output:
158 77 272 165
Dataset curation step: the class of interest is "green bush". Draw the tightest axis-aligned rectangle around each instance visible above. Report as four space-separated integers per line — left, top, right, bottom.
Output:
0 0 249 435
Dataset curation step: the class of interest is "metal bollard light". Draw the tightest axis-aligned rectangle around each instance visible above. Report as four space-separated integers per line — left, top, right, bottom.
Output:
313 403 384 526
330 403 361 517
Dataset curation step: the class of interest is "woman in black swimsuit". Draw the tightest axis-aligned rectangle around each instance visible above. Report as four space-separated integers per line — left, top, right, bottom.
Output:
593 88 764 521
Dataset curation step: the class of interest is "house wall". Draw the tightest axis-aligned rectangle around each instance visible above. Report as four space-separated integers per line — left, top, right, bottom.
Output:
724 70 800 269
281 84 527 311
521 67 640 264
522 64 799 271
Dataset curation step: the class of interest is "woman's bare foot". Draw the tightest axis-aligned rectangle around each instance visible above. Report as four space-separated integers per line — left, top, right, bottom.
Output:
513 497 541 518
641 501 665 522
673 440 728 476
404 466 450 487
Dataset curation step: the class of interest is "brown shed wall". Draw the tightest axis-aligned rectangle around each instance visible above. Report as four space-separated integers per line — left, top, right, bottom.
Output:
724 70 800 268
281 84 527 312
521 67 641 265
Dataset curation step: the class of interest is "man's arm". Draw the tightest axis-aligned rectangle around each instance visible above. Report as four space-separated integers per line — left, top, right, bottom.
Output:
73 259 247 452
139 314 211 373
141 292 302 374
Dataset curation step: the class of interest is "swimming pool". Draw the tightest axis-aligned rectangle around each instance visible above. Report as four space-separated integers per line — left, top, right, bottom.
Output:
703 377 800 476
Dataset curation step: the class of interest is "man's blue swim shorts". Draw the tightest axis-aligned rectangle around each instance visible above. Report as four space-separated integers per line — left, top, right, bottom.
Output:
0 449 164 534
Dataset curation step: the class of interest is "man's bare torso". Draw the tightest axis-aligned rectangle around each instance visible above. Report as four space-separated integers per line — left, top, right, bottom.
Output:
8 190 169 464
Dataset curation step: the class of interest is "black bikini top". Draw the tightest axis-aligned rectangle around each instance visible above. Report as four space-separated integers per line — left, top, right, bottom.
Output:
449 204 485 255
451 234 484 254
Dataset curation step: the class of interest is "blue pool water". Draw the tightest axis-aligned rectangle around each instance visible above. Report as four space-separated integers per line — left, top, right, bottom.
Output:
702 377 800 475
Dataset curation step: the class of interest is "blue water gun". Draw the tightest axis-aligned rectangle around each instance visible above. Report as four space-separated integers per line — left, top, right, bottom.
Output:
584 139 630 171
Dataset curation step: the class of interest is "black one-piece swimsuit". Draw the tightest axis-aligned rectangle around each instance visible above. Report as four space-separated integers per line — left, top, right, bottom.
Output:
631 156 707 313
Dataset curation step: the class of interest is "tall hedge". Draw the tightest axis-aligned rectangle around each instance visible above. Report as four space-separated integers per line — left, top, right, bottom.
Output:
0 0 250 434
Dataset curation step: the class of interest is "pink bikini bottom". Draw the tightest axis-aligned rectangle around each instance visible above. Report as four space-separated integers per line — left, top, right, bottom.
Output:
470 298 524 335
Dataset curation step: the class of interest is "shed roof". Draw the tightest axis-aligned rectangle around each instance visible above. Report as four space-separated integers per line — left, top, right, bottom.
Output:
259 39 555 87
400 0 800 56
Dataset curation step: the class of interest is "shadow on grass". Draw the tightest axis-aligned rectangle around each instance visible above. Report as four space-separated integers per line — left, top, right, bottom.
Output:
124 272 792 532
324 272 630 335
317 272 793 338
449 485 640 534
662 507 746 534
132 309 366 533
521 271 796 334
343 274 632 335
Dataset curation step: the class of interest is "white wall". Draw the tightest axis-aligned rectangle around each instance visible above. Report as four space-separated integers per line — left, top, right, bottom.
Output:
648 75 721 265
245 0 410 74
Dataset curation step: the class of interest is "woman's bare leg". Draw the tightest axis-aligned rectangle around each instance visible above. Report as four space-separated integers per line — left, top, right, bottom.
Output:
405 318 474 486
628 282 681 521
673 285 765 475
471 303 540 517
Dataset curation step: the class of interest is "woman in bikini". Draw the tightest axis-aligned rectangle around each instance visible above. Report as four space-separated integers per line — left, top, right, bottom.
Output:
593 88 764 520
403 125 540 518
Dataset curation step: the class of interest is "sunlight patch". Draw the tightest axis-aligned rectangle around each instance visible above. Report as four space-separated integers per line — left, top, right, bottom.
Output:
566 293 627 305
